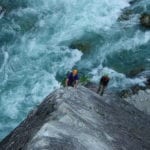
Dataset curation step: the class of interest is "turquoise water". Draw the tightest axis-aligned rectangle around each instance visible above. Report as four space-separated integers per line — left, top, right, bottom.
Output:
0 0 150 140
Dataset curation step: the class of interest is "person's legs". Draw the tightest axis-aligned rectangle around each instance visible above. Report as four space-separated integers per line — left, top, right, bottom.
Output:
67 80 74 87
97 84 104 95
97 85 101 93
100 85 105 95
68 83 74 87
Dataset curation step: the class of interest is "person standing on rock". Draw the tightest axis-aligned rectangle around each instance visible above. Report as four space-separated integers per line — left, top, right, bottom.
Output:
97 74 110 96
65 69 79 88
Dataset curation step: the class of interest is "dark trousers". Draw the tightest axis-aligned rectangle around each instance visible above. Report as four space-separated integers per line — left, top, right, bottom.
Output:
97 84 106 96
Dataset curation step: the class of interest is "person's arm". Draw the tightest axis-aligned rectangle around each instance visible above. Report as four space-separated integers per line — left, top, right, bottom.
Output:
74 80 78 88
65 78 69 87
74 75 79 88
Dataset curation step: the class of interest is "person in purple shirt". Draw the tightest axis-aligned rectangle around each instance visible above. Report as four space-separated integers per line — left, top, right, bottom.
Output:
65 69 79 88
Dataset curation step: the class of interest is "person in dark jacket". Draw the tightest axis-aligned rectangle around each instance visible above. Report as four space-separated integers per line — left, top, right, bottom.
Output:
65 69 79 88
97 74 110 96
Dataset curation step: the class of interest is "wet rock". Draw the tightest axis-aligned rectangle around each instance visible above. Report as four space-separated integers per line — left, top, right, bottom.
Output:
68 32 104 53
69 42 91 52
140 13 150 28
119 84 146 98
129 0 140 5
147 78 150 85
127 67 145 78
131 85 146 93
137 70 150 87
119 89 133 98
129 1 135 5
120 70 150 115
118 9 132 21
119 70 150 98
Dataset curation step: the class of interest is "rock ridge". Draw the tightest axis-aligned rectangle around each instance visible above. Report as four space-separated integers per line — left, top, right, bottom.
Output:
0 86 150 150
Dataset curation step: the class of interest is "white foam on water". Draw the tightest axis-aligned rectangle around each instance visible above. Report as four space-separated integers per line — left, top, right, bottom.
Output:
28 0 130 44
0 11 4 19
92 30 150 69
0 88 25 119
91 66 146 90
0 122 18 141
112 30 150 52
10 7 37 17
147 58 150 62
0 6 5 19
0 47 9 73
0 72 60 125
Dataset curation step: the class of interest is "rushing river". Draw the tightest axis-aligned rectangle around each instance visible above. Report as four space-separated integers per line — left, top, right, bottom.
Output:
0 0 150 140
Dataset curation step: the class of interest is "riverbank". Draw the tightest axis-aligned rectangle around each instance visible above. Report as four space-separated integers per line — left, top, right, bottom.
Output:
0 86 150 150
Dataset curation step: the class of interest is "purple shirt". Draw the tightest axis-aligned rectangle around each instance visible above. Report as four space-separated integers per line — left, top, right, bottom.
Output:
67 72 79 86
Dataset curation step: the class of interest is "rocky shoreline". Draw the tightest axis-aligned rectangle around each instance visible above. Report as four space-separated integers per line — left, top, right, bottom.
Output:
118 70 150 115
0 82 150 149
124 89 150 115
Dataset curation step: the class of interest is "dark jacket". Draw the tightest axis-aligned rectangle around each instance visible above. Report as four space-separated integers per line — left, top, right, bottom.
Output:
100 76 109 86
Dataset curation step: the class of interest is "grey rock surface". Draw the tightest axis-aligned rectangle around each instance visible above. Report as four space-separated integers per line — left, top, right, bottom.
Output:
0 86 150 150
124 89 150 115
140 13 150 28
122 70 150 115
